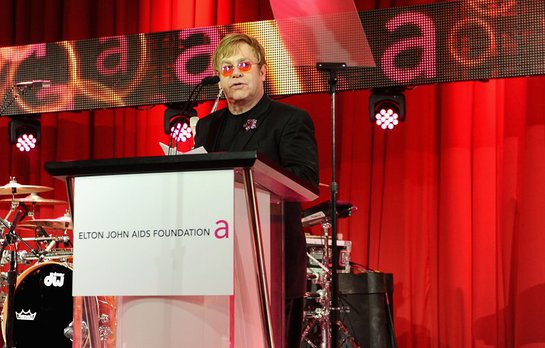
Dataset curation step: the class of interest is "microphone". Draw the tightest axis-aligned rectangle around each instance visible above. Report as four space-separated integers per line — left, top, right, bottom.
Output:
210 89 223 114
16 80 51 88
201 75 220 85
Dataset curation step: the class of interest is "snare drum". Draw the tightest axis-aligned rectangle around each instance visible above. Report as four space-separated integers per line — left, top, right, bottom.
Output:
2 262 73 347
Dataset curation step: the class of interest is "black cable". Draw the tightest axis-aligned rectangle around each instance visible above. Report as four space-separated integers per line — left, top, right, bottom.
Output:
384 290 398 348
376 132 389 270
366 126 375 270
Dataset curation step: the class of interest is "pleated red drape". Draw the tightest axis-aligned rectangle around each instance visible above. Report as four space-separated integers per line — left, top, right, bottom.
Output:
1 1 544 347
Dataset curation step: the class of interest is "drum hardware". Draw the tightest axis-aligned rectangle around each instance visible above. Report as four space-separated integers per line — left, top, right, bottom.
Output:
0 203 62 348
1 250 34 266
307 239 352 274
3 262 76 347
303 265 359 348
301 201 356 228
0 192 66 205
307 253 332 275
19 236 57 242
18 249 73 263
0 272 7 306
0 178 53 196
301 201 359 348
0 178 53 221
64 321 75 341
302 261 359 348
63 320 90 344
0 237 67 266
0 204 27 348
98 313 113 342
1 192 67 219
17 214 73 230
81 296 114 347
65 297 116 347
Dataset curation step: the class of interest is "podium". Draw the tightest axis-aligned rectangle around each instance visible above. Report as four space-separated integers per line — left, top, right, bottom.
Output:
45 151 318 348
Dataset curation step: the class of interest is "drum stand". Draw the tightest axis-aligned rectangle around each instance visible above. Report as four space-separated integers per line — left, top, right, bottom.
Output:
301 222 359 348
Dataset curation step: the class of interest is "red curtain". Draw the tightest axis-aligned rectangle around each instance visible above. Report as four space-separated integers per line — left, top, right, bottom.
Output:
1 0 544 347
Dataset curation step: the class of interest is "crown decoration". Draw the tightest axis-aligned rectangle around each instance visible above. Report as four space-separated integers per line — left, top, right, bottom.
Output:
16 309 37 320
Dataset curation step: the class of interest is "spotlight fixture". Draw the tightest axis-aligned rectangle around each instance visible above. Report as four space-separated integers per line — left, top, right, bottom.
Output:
164 103 197 143
369 89 406 130
169 117 193 143
8 116 41 152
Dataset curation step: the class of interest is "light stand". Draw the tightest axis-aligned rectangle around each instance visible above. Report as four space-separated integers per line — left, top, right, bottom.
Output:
316 62 346 347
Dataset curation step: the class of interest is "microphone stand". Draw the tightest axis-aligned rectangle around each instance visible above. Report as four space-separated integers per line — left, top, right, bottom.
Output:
1 203 28 348
316 62 346 348
0 80 51 116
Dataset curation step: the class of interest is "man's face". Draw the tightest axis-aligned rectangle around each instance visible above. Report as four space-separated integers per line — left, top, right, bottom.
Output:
217 43 266 111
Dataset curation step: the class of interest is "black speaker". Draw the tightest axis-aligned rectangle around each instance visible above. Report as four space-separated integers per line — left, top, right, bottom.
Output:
338 272 395 348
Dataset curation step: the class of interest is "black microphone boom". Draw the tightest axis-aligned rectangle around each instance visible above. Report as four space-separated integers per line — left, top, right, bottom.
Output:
164 75 219 135
201 75 219 85
185 75 219 109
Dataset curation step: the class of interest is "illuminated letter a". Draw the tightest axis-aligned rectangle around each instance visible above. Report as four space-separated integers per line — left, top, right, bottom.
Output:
97 36 128 76
381 12 436 84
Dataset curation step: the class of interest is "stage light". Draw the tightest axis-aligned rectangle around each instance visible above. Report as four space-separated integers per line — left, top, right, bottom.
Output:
163 104 197 143
8 116 41 152
169 117 192 143
369 89 405 130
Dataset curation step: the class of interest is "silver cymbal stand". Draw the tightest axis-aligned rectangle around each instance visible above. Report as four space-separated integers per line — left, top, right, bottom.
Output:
301 221 359 348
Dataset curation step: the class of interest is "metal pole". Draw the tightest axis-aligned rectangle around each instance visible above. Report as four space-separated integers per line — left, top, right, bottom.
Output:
329 83 340 348
316 62 346 347
242 168 275 348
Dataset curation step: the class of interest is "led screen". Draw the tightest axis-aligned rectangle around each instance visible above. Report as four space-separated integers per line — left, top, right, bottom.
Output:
0 0 543 116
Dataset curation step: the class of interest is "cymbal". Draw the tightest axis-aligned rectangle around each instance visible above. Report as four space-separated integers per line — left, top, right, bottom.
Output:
0 178 53 195
18 216 72 230
0 192 66 205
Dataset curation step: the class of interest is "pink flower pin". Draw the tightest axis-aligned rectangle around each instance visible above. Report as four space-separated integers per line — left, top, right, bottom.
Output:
243 119 258 131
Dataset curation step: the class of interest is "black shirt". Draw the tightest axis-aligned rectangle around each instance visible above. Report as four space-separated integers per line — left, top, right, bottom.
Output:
215 108 253 152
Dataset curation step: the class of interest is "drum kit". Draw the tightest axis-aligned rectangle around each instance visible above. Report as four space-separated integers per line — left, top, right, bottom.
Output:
301 201 360 348
0 177 114 348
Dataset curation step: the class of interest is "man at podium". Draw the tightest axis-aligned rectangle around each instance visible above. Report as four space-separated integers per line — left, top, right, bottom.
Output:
194 33 319 348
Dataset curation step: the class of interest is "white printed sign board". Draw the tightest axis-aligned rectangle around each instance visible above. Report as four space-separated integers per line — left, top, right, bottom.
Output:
72 170 234 296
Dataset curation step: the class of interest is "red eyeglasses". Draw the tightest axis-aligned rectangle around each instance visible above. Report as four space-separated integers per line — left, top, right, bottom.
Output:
219 61 258 77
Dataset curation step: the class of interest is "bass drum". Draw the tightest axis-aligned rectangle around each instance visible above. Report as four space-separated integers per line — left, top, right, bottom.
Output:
2 262 73 347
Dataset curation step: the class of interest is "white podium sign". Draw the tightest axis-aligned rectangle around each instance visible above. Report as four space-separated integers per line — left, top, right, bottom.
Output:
72 170 234 296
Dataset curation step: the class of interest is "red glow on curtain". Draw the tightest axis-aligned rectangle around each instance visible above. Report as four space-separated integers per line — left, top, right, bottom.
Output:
0 1 544 347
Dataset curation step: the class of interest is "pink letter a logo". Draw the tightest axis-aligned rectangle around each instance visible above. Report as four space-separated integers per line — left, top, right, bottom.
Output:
215 220 229 239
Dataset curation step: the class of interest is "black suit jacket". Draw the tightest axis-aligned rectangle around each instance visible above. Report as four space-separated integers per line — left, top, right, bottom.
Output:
195 95 319 298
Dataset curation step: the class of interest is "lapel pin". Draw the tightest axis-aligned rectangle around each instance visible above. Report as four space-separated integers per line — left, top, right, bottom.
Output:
243 119 258 131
